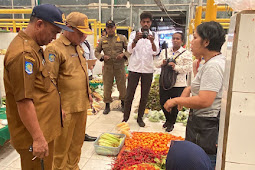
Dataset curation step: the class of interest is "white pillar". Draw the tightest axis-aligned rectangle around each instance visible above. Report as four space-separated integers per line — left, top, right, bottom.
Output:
130 4 132 27
99 0 101 22
31 0 35 8
111 0 114 20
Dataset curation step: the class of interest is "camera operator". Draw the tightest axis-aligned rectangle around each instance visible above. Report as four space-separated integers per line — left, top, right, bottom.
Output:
123 12 160 127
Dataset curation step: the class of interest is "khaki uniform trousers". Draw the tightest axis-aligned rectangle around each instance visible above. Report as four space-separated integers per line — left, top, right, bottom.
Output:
103 64 126 103
17 140 54 170
53 111 87 170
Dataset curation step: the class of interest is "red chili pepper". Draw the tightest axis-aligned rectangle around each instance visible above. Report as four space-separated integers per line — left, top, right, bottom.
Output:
111 147 162 170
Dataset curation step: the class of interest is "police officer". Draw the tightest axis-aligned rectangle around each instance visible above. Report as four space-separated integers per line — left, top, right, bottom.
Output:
3 4 72 169
44 12 92 170
95 20 130 114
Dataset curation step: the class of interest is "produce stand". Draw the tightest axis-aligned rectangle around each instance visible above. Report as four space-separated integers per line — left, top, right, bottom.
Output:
111 132 184 170
93 125 184 170
0 107 10 146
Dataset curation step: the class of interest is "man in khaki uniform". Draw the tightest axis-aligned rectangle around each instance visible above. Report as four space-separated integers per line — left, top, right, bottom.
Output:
95 20 129 114
3 4 72 169
44 12 92 170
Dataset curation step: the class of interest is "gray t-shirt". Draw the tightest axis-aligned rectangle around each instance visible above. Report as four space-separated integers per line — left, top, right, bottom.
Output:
191 54 225 117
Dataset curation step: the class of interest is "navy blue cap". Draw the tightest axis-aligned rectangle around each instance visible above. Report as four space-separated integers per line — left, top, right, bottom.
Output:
106 20 115 27
32 4 73 32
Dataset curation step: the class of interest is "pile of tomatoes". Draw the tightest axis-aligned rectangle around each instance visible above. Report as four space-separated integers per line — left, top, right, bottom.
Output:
125 132 184 155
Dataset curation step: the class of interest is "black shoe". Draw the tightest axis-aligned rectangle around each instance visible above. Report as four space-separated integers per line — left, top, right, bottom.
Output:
166 124 174 132
163 121 168 128
122 119 128 122
137 118 145 127
121 100 124 113
84 134 97 141
103 103 110 114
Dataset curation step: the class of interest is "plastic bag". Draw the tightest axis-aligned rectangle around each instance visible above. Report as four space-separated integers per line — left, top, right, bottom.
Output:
215 0 255 11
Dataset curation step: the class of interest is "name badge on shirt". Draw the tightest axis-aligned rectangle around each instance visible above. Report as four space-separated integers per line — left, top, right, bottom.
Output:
25 61 33 75
25 56 35 62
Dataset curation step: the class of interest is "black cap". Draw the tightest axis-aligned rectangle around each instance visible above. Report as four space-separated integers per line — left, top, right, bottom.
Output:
32 4 73 32
106 20 115 27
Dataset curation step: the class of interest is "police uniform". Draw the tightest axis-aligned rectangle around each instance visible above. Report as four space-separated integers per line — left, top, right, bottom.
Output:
95 32 129 104
44 12 92 170
3 4 72 169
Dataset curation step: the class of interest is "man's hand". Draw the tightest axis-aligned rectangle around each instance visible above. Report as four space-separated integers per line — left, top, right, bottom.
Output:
16 99 49 159
134 32 142 42
168 62 176 69
89 94 93 105
148 34 155 44
103 55 110 61
164 98 178 112
32 136 48 159
116 53 124 59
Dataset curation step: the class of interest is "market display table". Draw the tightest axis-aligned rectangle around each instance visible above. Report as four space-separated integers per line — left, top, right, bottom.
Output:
0 107 10 146
111 132 185 170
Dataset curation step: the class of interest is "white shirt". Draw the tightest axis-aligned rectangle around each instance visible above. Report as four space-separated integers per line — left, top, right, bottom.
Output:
81 40 96 76
127 29 160 73
156 46 193 87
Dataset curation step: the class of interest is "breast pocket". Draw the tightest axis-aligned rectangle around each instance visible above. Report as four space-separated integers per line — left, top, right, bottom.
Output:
102 42 110 51
115 42 123 51
41 67 52 92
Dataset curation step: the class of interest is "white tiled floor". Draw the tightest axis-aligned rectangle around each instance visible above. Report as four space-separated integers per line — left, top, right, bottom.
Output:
0 85 186 170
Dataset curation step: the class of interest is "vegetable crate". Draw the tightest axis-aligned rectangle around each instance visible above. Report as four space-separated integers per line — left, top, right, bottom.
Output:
94 133 126 156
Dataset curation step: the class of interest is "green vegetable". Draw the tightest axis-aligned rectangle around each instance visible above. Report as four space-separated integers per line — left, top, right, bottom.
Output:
176 110 189 126
149 116 160 122
146 75 161 111
158 110 166 121
148 110 160 122
153 155 167 169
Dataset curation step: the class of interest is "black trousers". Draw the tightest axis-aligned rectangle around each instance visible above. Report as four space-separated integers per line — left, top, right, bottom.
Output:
186 112 220 155
159 86 185 125
123 71 153 121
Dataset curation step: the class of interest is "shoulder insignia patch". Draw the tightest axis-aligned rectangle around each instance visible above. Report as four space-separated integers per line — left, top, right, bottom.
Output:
49 53 56 62
25 61 33 75
116 36 120 42
25 56 35 62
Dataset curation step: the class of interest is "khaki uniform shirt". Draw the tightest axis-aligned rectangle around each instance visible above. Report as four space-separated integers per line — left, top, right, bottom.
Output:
95 34 130 69
4 31 61 149
44 34 90 114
